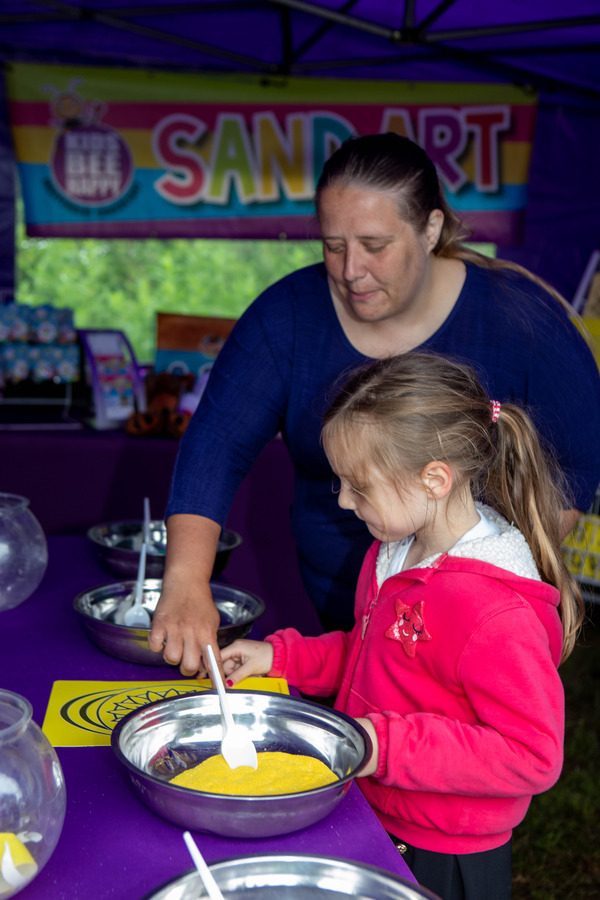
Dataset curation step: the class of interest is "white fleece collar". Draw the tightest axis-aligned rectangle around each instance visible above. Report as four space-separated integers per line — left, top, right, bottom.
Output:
376 503 541 586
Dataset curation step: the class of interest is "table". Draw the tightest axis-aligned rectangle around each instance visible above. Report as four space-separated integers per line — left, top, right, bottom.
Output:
0 429 323 637
1 537 416 899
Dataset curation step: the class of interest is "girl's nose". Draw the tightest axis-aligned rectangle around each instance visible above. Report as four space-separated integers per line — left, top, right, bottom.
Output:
337 484 355 511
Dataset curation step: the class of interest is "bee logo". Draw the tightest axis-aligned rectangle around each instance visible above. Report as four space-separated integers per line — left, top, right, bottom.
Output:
43 78 134 208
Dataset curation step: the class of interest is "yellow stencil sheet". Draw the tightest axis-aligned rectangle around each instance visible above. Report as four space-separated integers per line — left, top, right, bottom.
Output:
42 677 289 747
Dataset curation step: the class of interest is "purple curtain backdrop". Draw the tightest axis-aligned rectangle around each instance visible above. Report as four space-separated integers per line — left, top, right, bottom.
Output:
500 96 600 302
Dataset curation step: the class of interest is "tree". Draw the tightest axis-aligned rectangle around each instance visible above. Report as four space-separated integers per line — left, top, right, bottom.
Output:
15 206 321 362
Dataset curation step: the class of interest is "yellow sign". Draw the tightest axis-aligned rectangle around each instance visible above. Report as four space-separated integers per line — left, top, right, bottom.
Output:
42 678 289 747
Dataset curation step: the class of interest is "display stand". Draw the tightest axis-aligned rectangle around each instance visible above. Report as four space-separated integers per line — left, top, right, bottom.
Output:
78 329 146 430
0 380 82 430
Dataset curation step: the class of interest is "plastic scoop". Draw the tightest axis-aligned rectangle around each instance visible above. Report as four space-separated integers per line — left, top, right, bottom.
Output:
0 835 37 892
183 832 225 900
143 496 151 546
123 540 151 628
205 644 258 770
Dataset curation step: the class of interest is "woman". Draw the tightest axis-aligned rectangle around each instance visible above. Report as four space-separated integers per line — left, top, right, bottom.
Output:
149 133 600 677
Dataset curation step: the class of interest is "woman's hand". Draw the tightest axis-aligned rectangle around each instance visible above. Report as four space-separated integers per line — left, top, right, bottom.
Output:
220 639 274 686
149 580 221 677
354 717 379 777
148 513 222 678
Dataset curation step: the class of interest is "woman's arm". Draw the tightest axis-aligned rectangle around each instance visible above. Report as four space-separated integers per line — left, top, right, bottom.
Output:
148 514 222 677
152 286 298 677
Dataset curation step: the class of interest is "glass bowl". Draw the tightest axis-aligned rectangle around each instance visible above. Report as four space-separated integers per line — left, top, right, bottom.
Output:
0 494 48 612
0 690 66 897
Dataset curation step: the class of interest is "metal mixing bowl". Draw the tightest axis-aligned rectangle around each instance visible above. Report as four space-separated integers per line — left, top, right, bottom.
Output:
87 521 242 579
142 854 440 900
111 691 372 838
73 580 265 664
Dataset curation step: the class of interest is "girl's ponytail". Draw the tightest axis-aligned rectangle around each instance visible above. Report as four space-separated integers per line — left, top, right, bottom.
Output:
485 403 584 661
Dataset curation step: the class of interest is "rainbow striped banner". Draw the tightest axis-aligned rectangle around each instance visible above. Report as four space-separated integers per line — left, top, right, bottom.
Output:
6 62 538 243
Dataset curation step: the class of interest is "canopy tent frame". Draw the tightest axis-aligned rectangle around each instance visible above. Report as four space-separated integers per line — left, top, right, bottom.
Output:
1 1 600 100
1 0 600 302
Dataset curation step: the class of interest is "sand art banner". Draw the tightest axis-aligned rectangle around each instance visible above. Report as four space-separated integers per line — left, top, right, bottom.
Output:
6 62 538 243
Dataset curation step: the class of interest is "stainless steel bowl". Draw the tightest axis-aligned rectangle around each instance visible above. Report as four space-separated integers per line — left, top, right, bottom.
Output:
87 521 242 579
111 691 372 838
142 855 439 900
73 580 265 664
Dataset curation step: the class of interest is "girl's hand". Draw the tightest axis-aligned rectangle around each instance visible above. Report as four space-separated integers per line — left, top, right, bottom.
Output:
220 639 274 686
355 717 379 777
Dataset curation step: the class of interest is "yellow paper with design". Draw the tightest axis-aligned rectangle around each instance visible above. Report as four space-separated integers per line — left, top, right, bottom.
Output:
42 678 289 747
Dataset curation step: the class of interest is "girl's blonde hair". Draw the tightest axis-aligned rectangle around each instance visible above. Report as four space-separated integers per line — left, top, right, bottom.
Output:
322 352 583 662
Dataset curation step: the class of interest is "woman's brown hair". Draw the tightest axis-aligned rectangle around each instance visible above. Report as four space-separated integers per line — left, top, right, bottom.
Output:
315 133 577 318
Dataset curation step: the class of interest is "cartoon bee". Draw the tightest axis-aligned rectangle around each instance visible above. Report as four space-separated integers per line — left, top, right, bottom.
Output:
42 78 106 127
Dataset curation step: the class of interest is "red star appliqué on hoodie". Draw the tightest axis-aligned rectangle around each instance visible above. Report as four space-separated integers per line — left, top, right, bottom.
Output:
385 599 432 658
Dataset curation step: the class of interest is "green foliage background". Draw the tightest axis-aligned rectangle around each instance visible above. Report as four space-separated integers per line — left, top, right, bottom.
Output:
15 211 322 363
14 195 496 366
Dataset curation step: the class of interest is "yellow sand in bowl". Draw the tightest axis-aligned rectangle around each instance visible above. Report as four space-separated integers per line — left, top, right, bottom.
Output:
170 750 338 796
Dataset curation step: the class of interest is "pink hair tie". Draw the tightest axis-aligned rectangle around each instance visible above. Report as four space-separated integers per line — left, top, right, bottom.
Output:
490 400 501 423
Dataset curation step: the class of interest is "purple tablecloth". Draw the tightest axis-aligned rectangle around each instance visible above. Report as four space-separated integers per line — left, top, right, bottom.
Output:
1 537 416 899
0 427 181 535
0 429 324 637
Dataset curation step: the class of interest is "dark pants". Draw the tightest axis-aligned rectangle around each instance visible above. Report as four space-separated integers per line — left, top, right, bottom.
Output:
389 836 512 900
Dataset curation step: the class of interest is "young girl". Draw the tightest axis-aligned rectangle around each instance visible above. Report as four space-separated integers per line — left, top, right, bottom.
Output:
220 351 583 900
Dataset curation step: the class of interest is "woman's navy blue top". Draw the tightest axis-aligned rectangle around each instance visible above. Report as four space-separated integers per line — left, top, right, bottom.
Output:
166 262 600 628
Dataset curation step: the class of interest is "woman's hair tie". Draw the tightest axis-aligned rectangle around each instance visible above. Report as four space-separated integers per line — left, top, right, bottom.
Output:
490 400 502 423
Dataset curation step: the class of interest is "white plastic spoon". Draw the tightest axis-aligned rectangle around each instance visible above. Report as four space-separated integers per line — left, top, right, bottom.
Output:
205 644 258 770
182 832 225 900
123 540 152 628
143 496 151 546
1 840 29 890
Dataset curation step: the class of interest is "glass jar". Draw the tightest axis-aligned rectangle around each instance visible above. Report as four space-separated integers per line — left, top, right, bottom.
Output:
0 494 48 612
0 690 66 897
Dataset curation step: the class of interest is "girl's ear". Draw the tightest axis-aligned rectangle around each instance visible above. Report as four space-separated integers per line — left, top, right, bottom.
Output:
420 461 452 498
425 209 444 252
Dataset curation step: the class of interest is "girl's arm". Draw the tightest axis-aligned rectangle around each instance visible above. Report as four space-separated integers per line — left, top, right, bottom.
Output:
364 603 564 797
267 628 351 696
355 717 379 776
223 628 350 695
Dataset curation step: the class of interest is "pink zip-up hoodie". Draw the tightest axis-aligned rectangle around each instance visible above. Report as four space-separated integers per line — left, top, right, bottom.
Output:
267 508 565 854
